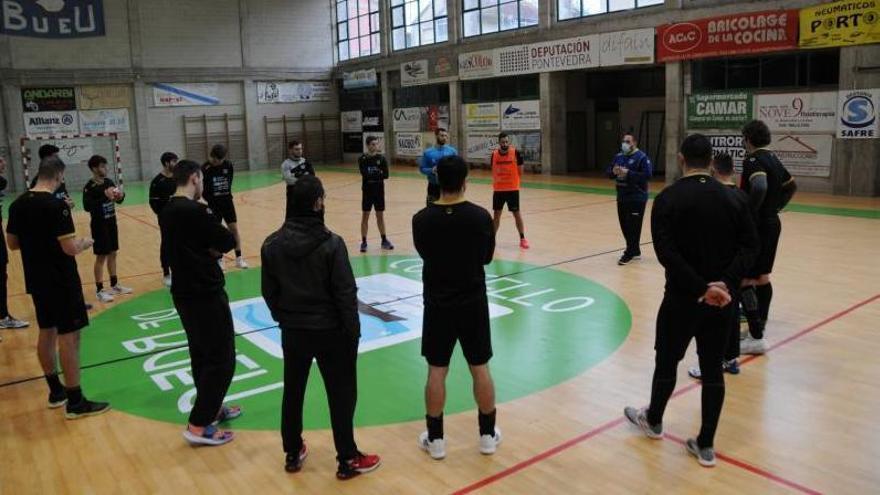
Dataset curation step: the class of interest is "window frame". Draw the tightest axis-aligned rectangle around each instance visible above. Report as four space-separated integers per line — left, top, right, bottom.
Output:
463 0 539 38
390 0 449 52
556 0 663 22
336 0 382 62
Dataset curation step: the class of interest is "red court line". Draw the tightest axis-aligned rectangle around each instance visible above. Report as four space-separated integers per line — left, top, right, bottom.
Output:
663 433 822 495
452 293 880 494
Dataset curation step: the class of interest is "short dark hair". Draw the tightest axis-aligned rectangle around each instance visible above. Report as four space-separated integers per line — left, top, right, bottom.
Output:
498 132 509 140
87 155 107 170
622 132 636 142
288 175 325 216
365 135 378 145
288 140 301 149
38 144 59 160
742 120 771 148
712 151 734 176
209 144 227 160
437 155 467 194
160 151 178 167
680 134 712 169
37 156 65 180
173 159 202 187
435 127 447 136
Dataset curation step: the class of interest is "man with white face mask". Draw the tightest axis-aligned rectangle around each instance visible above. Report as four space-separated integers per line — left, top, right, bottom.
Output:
606 133 652 265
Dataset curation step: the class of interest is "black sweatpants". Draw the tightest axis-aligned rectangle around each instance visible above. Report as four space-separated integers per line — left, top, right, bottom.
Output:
158 216 170 275
285 185 295 220
0 228 9 318
617 200 647 257
724 296 741 361
647 295 731 448
173 292 236 427
281 329 359 462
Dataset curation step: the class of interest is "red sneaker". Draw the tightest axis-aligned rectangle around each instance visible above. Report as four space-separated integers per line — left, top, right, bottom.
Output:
336 451 381 480
519 238 530 249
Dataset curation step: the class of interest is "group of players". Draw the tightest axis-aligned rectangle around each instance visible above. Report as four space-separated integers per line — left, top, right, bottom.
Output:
2 116 794 476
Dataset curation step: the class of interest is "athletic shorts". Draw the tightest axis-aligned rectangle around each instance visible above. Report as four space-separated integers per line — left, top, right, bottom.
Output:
31 290 89 335
421 299 492 367
92 221 119 256
492 190 520 212
208 197 237 224
750 215 781 278
362 186 386 212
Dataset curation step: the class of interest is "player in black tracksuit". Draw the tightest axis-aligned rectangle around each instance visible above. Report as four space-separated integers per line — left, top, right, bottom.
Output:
0 157 28 330
203 144 247 269
358 135 393 253
738 120 797 356
149 152 179 286
30 144 74 210
625 134 758 468
83 155 131 303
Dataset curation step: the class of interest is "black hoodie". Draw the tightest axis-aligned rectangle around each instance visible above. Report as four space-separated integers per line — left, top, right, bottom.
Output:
260 214 360 338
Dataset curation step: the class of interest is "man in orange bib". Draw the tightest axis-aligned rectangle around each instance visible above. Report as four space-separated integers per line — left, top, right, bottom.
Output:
491 133 529 249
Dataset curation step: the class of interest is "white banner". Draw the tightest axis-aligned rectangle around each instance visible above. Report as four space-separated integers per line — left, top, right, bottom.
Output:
257 81 332 103
501 100 540 130
706 134 748 166
498 35 599 76
465 133 499 161
343 69 378 89
23 111 79 136
767 134 833 177
756 92 837 133
341 110 363 133
464 103 500 131
395 132 423 157
459 50 497 80
837 88 879 139
45 138 95 164
79 108 130 133
401 60 429 87
363 132 385 154
393 107 421 132
599 29 655 67
152 83 219 107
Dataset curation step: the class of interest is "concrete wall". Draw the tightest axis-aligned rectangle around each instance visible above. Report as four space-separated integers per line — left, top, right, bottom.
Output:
0 0 338 190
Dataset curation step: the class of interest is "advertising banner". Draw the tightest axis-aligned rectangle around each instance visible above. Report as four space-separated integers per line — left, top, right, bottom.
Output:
687 91 753 129
341 110 363 133
837 88 879 139
501 100 541 130
799 0 880 48
79 108 130 133
464 102 501 131
22 87 76 112
657 11 799 62
79 85 132 110
153 83 219 107
23 110 79 136
257 81 332 103
599 29 655 67
756 92 837 132
0 0 105 38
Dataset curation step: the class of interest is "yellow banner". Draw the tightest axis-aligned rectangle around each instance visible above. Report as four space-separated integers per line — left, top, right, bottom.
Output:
78 85 132 110
800 0 880 48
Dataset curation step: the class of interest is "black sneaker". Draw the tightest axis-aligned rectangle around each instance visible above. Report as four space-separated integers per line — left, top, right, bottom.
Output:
617 254 634 266
48 390 67 409
65 398 111 420
285 444 308 473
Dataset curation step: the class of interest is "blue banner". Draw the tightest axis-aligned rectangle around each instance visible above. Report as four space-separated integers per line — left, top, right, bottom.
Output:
1 0 105 38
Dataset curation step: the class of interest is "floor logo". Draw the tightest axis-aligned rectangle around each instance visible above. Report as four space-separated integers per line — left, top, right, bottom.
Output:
81 256 631 430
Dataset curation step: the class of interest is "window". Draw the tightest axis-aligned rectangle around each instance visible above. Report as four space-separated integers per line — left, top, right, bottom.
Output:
391 0 448 51
461 75 539 103
463 0 539 37
337 0 381 62
558 0 661 20
692 50 840 91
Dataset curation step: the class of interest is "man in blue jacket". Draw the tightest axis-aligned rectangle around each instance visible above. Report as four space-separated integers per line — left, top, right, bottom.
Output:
420 128 457 205
606 133 652 265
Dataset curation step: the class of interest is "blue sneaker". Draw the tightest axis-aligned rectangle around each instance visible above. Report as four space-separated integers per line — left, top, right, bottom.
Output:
723 359 740 375
359 241 367 253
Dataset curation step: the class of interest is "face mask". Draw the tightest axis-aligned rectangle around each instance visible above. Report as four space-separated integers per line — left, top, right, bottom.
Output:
621 142 632 154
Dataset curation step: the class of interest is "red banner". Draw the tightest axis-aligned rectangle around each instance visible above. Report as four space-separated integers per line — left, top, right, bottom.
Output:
657 10 799 63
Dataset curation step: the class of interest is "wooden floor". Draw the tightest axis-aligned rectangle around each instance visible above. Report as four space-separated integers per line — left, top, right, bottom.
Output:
1 165 878 494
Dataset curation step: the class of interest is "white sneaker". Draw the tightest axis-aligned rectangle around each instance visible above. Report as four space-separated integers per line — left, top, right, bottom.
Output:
218 258 226 271
96 290 115 303
235 257 249 269
418 431 446 460
479 427 502 455
740 336 768 355
163 274 172 288
110 284 133 295
0 316 29 329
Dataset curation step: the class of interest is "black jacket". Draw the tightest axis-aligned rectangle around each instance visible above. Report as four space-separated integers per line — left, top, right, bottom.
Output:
260 214 360 338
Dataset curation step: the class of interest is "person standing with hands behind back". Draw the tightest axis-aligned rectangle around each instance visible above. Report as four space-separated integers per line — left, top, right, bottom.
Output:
607 133 652 266
281 140 315 220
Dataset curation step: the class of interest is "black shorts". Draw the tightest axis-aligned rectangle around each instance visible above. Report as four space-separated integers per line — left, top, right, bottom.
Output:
209 197 237 224
31 290 89 334
426 183 440 205
750 216 781 277
362 186 386 212
492 191 520 212
422 300 493 367
92 221 119 255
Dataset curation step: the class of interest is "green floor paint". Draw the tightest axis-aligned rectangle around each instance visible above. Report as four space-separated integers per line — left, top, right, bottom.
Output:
80 256 631 430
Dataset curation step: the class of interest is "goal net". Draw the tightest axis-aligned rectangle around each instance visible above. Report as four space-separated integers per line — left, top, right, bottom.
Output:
20 133 123 193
